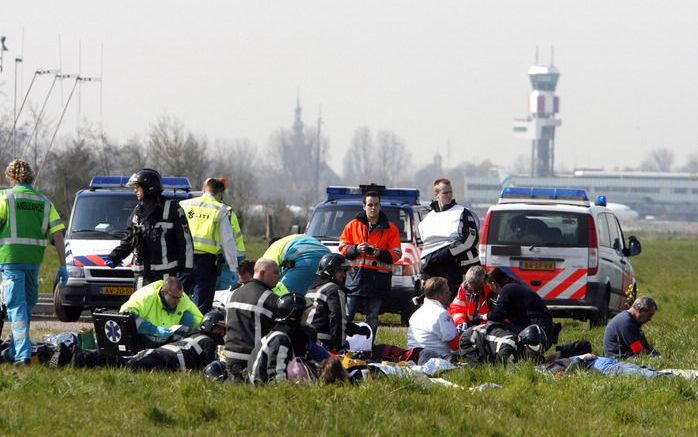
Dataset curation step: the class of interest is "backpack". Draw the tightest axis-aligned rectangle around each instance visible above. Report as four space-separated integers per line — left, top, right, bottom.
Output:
458 323 518 365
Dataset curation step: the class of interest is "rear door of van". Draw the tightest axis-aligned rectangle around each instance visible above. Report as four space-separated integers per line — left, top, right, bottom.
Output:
483 208 590 302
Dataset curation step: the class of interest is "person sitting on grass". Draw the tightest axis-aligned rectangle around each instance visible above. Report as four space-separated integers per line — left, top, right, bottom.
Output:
247 293 315 384
603 296 660 359
120 276 203 348
407 277 460 365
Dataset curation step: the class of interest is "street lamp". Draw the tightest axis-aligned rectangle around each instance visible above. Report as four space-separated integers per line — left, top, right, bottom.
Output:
0 36 7 72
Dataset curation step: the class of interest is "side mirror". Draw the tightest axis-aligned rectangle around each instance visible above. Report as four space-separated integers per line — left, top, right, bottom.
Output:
626 235 641 256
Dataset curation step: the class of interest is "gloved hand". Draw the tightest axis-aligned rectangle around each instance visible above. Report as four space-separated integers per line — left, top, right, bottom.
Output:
456 322 469 334
105 258 117 269
173 325 190 337
155 326 173 339
356 325 372 338
57 266 68 288
470 315 483 324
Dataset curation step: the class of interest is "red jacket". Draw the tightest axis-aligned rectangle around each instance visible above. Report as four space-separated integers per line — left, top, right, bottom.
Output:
339 211 401 296
449 282 492 326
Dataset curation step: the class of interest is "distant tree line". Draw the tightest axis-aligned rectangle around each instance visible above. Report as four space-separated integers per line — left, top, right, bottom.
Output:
1 108 696 238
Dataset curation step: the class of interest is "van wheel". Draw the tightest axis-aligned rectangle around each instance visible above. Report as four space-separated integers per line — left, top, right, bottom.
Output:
53 285 83 322
589 290 610 328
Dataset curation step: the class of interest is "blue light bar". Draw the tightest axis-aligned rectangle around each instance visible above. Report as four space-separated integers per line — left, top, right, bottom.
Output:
500 187 589 201
89 176 129 188
161 177 191 191
326 186 419 204
89 176 191 191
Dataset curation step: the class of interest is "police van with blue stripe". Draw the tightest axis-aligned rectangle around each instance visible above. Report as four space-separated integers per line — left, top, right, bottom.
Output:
54 176 195 322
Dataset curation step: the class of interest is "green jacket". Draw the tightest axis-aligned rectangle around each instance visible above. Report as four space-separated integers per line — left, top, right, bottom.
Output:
120 280 203 331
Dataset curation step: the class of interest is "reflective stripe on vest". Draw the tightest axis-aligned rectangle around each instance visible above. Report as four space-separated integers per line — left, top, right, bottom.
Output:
180 195 228 254
349 256 393 273
249 331 291 384
0 190 52 264
161 344 187 371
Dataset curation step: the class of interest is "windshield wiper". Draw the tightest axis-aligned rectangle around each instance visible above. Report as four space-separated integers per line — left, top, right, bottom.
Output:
71 229 125 239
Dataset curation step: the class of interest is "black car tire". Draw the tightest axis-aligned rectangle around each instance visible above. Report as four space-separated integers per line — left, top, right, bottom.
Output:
53 285 83 322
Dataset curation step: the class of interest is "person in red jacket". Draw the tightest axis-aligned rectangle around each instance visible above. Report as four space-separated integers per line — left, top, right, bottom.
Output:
449 265 492 327
339 190 402 336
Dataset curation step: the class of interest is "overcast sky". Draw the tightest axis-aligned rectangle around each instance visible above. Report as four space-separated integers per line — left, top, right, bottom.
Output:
2 1 697 175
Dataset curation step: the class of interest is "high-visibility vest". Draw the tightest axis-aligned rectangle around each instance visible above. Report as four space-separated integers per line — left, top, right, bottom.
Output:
119 279 203 329
0 184 64 264
180 194 229 255
227 206 246 256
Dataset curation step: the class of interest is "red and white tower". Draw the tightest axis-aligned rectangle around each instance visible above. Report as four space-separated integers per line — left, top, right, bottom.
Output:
513 62 561 177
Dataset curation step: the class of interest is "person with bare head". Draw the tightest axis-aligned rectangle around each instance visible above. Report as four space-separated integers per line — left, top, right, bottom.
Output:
223 257 280 381
339 189 402 336
603 296 660 358
448 265 493 328
179 177 239 313
407 276 460 364
418 177 481 298
120 276 203 348
0 159 67 366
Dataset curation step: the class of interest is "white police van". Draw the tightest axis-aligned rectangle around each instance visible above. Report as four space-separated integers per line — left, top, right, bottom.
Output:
305 185 429 324
54 176 194 322
479 187 642 327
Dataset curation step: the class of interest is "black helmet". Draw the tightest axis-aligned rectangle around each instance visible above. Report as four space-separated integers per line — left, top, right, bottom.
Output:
317 253 351 280
275 293 311 323
127 168 162 194
203 360 228 382
201 308 225 342
518 324 548 357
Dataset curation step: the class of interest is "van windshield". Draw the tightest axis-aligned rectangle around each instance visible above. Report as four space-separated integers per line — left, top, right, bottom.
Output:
69 195 138 240
306 205 412 242
487 210 589 247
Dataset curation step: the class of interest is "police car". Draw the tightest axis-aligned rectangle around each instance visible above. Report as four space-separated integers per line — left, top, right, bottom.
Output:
305 185 429 325
479 187 642 327
54 176 194 322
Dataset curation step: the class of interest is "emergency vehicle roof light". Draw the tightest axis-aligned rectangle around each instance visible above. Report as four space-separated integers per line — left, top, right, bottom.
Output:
89 176 192 191
499 187 590 206
326 186 419 204
595 195 607 207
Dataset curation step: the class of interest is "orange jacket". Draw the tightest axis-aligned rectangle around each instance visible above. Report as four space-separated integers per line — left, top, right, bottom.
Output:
339 211 401 295
448 282 492 326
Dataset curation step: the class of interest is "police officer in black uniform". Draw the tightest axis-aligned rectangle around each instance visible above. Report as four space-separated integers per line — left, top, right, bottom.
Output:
107 169 194 289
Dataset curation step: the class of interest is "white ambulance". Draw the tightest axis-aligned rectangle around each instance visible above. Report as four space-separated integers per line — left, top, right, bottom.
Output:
479 187 642 327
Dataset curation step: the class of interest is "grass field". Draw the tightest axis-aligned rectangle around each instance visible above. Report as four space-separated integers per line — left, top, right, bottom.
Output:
3 235 698 435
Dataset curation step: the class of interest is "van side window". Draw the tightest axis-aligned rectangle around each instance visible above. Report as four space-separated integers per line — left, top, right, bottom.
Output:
596 213 611 248
605 213 623 251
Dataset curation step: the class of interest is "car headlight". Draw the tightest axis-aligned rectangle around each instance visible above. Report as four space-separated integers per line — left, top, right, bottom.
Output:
67 265 85 278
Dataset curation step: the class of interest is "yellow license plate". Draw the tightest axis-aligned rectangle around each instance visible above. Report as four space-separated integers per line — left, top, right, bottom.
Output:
102 286 133 296
520 260 555 271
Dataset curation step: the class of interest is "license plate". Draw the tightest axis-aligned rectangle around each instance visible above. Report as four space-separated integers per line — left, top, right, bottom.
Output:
102 286 133 296
520 260 555 271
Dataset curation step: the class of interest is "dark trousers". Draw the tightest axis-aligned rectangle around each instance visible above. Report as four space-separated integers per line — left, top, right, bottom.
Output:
422 251 463 299
134 272 170 291
346 295 382 337
180 254 218 313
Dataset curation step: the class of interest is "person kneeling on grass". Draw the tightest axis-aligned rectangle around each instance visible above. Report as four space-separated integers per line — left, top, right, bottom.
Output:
120 276 203 348
67 308 225 371
248 293 318 384
407 277 460 365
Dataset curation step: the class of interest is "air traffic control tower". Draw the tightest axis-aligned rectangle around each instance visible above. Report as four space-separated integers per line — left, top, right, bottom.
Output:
513 63 561 177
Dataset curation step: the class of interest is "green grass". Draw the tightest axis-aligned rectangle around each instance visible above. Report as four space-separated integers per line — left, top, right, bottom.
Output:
9 236 698 435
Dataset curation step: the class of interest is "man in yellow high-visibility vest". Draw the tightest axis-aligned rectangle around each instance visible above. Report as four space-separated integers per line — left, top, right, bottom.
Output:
179 178 238 313
0 159 67 366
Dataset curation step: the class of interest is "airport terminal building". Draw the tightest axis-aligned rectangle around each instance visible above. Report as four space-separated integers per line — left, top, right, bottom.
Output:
465 170 698 221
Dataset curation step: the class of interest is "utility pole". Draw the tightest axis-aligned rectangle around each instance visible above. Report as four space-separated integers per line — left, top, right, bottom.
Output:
315 105 323 202
13 56 22 156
